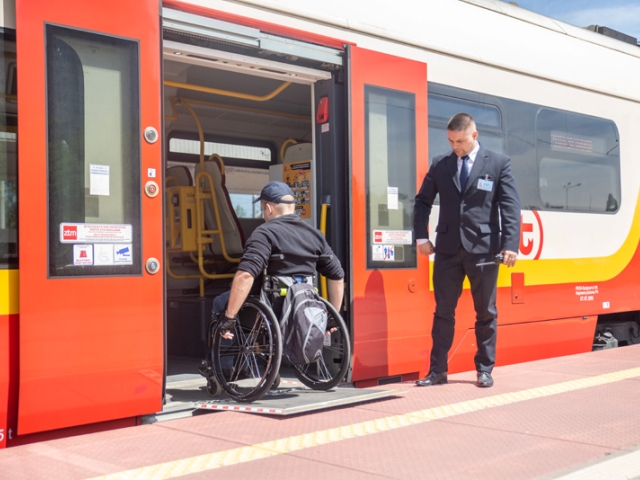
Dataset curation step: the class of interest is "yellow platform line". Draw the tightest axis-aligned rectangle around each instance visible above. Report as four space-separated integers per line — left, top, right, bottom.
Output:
88 367 640 480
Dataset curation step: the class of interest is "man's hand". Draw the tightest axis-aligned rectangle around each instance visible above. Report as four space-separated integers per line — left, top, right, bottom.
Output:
418 240 434 256
501 250 518 267
219 313 238 340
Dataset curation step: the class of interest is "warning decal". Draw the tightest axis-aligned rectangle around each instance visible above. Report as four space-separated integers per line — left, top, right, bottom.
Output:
73 244 93 265
372 245 395 261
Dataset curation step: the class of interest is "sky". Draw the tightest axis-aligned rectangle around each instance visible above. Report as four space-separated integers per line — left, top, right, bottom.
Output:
507 0 640 41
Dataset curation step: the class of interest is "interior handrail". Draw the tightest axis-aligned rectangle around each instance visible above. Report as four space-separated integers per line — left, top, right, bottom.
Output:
164 96 310 123
319 202 329 300
164 80 291 102
280 138 298 163
165 99 242 295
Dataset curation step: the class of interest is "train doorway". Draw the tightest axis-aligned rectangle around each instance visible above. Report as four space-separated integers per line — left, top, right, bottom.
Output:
159 9 353 415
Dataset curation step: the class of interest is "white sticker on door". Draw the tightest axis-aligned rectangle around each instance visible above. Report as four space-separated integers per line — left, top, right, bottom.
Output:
114 244 133 265
89 164 110 196
73 244 93 265
94 244 115 266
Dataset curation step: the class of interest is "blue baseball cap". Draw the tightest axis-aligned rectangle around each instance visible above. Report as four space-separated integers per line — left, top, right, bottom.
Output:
253 181 296 204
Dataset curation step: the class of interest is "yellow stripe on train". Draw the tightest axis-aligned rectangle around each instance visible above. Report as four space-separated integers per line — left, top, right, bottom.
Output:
430 191 640 289
0 269 19 315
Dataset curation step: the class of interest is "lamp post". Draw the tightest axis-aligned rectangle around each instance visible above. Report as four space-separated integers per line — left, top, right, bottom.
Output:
563 182 581 209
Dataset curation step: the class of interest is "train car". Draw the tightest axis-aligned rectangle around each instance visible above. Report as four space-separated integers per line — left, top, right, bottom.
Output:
0 0 639 447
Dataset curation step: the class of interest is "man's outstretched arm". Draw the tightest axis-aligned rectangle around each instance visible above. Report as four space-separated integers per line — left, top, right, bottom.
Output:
327 278 344 312
219 270 255 339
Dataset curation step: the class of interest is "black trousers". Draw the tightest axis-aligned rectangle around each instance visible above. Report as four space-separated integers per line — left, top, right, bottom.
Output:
430 248 499 374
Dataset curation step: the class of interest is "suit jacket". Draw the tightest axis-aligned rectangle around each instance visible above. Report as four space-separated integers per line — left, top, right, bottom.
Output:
413 146 521 255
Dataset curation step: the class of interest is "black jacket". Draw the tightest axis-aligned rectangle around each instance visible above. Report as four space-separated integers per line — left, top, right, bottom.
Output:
238 214 344 280
413 146 521 255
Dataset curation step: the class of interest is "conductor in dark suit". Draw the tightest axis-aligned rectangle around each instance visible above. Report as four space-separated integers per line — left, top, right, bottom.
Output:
413 113 520 388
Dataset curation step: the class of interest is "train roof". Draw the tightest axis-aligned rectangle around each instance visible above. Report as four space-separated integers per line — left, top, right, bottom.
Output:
228 0 640 103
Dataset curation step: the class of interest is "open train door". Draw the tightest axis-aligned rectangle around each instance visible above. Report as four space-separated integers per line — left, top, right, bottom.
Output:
15 0 163 435
348 46 431 385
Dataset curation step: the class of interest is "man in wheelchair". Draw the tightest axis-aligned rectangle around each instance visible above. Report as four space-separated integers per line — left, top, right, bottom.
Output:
217 180 344 338
203 181 347 401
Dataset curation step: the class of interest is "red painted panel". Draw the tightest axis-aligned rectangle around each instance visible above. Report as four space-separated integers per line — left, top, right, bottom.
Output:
16 0 163 434
447 316 598 373
349 46 430 382
7 417 137 447
511 272 525 304
0 314 10 448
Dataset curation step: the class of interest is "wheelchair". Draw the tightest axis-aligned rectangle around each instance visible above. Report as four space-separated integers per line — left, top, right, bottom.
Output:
201 257 351 403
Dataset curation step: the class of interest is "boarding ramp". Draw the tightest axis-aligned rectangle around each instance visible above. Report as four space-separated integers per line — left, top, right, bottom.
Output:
144 361 402 423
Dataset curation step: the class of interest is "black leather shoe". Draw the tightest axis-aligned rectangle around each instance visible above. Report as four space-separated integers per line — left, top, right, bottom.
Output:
416 371 448 387
476 372 494 388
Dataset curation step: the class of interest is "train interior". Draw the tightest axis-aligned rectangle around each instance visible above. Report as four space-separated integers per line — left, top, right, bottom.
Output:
161 34 345 401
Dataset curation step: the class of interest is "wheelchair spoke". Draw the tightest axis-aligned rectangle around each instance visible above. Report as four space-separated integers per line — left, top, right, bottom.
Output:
291 299 351 391
212 297 282 402
303 357 332 381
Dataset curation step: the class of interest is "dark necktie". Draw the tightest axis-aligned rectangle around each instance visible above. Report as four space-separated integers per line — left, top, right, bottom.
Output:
460 155 470 191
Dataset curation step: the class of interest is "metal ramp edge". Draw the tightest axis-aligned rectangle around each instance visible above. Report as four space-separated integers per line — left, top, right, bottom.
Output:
195 387 405 415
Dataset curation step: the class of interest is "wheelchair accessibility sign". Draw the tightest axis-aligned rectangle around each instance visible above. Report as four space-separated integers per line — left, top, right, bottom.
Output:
373 245 394 261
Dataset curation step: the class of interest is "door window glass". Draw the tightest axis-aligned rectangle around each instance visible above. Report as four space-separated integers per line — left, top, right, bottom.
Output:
46 25 141 276
0 30 17 269
365 86 416 269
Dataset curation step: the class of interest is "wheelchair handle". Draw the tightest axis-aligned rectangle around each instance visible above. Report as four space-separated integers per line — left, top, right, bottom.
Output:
269 253 333 260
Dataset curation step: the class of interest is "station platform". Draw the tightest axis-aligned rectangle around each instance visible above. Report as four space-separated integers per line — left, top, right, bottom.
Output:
2 344 640 480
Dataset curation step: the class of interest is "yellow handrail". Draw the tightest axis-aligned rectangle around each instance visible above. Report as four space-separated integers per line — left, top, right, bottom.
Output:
165 176 180 187
165 96 310 123
280 138 298 163
164 80 291 102
165 99 242 295
319 202 329 300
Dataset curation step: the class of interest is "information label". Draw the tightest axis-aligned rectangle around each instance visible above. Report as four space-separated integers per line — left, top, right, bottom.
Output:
372 229 412 245
60 223 133 243
283 160 312 219
89 164 110 196
387 186 398 210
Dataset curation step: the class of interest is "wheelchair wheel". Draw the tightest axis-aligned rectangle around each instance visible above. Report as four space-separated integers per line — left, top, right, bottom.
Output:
212 297 282 403
292 298 351 390
270 372 282 390
206 378 221 396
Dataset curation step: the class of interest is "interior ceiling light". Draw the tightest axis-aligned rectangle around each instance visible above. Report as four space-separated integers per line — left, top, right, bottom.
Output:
163 40 331 85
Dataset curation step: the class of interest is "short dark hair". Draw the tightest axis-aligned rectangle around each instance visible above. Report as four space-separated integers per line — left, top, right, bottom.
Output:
447 113 475 132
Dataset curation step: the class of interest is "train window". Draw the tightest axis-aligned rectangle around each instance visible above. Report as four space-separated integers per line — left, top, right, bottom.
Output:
427 93 506 208
46 25 141 276
169 138 272 162
0 30 17 269
365 86 417 269
536 109 620 213
167 135 276 220
428 94 505 158
225 166 268 218
429 94 501 129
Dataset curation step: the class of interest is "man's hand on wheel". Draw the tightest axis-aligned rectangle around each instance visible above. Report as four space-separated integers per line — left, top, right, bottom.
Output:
219 313 238 340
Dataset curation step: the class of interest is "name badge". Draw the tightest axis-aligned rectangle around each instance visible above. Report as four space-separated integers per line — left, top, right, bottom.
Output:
477 178 493 191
